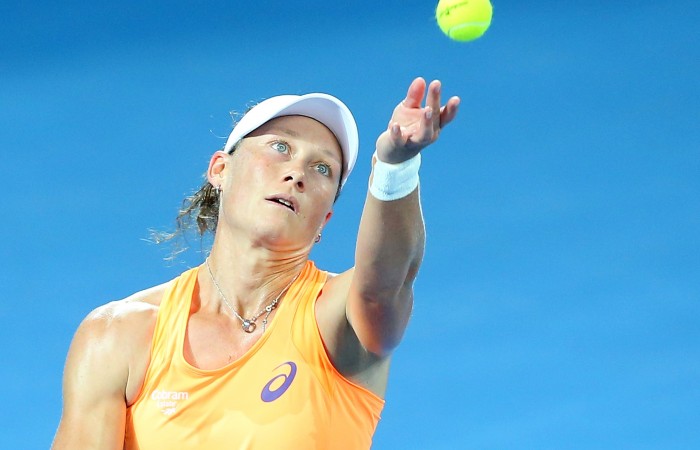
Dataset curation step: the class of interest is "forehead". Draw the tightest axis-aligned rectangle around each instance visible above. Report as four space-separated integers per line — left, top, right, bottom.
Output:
250 115 342 160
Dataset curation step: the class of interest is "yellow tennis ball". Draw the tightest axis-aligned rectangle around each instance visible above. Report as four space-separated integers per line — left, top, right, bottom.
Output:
436 0 493 42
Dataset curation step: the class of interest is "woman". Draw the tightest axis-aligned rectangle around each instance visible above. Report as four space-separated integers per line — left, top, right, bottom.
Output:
52 77 460 449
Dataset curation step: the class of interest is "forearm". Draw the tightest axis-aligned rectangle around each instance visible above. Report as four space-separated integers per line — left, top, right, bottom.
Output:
347 184 424 354
353 167 425 302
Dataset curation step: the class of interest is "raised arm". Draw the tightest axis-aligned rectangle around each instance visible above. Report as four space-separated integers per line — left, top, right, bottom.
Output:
348 77 460 355
52 304 141 450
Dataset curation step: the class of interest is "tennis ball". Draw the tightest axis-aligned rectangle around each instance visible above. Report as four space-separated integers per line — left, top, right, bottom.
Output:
436 0 493 42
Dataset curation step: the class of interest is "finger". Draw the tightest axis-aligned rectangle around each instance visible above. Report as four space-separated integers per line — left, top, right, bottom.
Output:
420 105 436 141
388 121 408 147
402 77 426 109
439 96 461 128
426 80 442 126
390 122 402 139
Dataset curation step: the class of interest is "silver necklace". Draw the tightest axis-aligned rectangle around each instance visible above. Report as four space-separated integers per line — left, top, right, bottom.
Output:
204 258 296 333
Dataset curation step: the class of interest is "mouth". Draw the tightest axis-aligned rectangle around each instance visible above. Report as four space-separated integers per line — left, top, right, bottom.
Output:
266 195 297 213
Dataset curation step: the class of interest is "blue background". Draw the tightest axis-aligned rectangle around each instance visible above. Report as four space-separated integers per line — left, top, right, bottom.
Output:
1 1 698 448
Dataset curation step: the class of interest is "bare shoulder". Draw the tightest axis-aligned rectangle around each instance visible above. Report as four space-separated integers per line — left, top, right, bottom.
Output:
317 269 353 319
70 280 174 402
52 280 174 449
80 281 170 346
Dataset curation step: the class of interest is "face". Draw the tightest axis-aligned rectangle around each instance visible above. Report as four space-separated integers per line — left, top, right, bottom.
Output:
209 115 343 251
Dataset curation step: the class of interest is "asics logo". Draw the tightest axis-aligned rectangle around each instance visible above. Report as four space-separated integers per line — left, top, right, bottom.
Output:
261 361 297 402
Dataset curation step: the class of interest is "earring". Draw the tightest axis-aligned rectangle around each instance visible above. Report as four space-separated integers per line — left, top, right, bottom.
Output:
215 184 222 194
315 233 322 243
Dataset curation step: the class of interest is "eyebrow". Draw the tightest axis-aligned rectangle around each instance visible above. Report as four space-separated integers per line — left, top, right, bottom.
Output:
274 127 300 138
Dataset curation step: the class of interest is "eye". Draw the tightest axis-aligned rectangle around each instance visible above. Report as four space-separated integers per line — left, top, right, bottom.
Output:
271 140 290 154
315 163 331 177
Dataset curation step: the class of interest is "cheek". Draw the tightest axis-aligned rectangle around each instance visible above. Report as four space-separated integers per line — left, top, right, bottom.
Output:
228 153 270 187
306 187 335 221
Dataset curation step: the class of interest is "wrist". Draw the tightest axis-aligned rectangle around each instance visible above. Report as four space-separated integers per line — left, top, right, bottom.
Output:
369 151 421 201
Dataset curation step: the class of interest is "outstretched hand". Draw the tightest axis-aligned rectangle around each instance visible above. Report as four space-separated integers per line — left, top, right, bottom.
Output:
375 77 460 164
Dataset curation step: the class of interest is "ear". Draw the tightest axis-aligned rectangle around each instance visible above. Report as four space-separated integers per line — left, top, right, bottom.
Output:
206 151 229 187
322 210 333 227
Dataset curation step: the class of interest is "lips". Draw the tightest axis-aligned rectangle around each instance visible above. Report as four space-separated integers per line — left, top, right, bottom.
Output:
266 195 298 213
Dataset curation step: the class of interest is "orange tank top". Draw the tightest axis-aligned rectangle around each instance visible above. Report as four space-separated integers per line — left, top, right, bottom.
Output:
124 261 384 449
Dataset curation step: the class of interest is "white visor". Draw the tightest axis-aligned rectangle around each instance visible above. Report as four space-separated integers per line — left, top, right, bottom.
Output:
223 93 359 187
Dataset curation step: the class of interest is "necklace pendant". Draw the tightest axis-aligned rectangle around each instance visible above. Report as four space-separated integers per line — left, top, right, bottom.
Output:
242 320 256 333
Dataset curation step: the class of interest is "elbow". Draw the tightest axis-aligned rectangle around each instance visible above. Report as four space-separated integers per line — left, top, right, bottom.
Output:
348 290 414 357
360 332 404 358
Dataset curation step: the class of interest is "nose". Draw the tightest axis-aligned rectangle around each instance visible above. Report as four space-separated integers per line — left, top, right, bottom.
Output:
283 167 305 192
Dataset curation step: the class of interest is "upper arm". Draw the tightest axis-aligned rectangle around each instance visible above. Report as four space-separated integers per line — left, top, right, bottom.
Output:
52 305 133 450
346 269 415 355
316 270 395 397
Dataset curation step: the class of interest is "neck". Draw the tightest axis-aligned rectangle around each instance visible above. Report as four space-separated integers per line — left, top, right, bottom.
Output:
200 232 309 319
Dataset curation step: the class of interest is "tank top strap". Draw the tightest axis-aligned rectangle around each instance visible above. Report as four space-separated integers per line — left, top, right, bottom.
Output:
264 261 325 334
285 261 327 313
145 267 199 381
288 263 342 393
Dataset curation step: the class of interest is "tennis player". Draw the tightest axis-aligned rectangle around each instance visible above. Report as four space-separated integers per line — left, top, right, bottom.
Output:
52 77 459 449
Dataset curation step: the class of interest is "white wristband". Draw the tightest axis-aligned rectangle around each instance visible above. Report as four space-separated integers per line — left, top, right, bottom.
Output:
369 151 421 201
